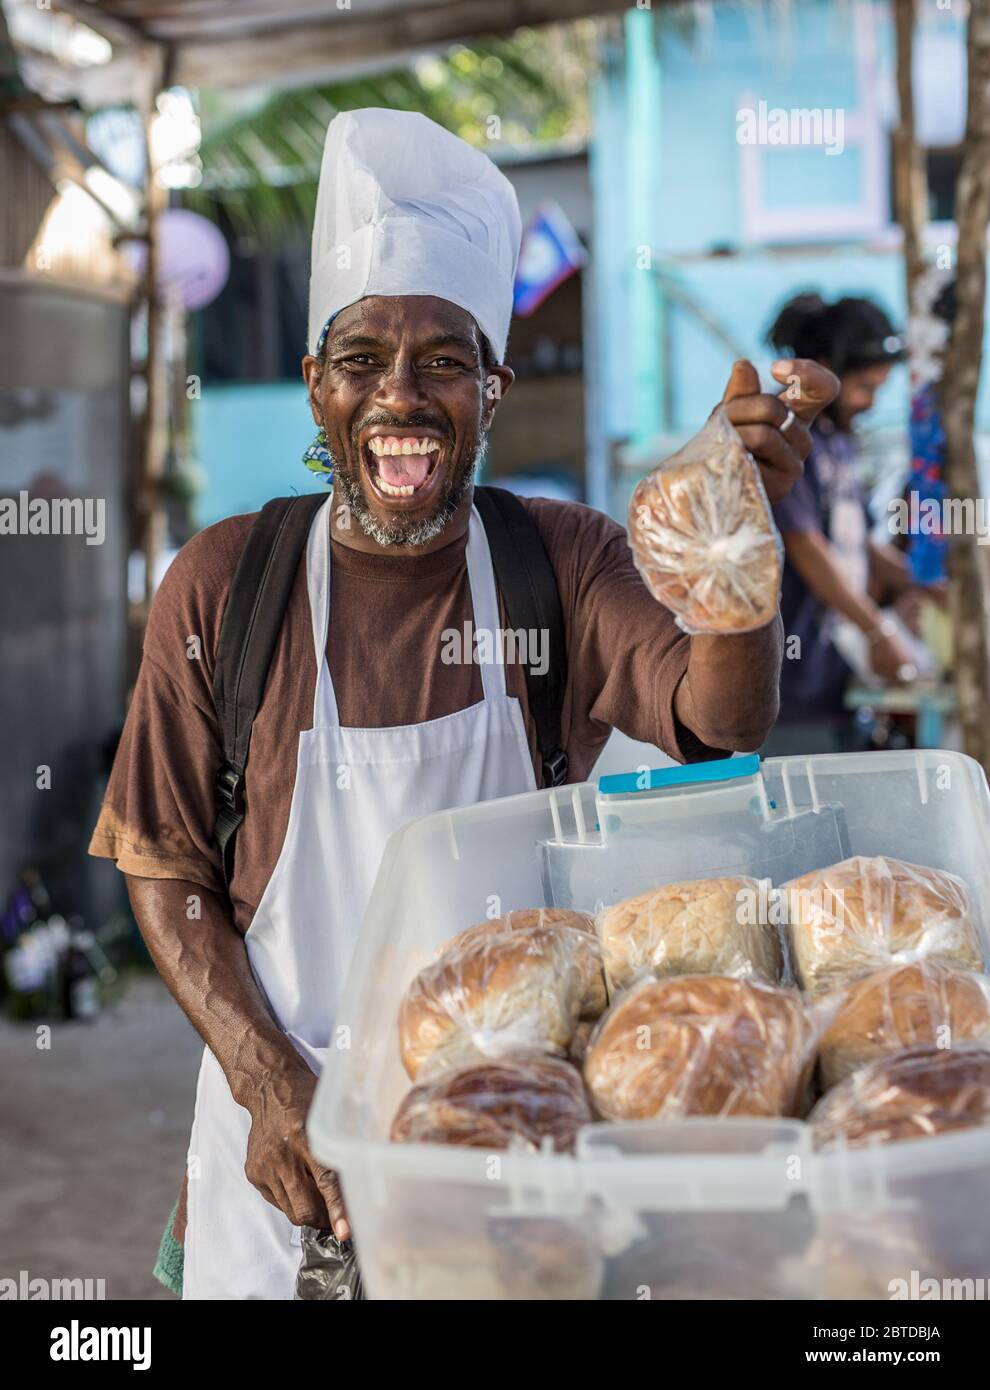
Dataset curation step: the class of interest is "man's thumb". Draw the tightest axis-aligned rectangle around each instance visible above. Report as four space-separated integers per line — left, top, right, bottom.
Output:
313 1162 349 1236
721 358 762 404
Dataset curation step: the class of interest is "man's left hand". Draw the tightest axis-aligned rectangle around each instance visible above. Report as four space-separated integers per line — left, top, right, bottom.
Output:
720 357 840 504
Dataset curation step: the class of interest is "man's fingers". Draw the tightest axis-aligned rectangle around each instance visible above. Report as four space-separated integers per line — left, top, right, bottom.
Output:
734 426 803 503
721 358 762 404
283 1170 332 1228
724 396 812 464
715 356 832 508
720 356 838 425
313 1162 350 1241
261 1173 303 1222
770 357 840 423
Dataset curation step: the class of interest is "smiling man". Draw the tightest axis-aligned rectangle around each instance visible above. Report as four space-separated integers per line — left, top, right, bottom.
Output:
90 109 837 1301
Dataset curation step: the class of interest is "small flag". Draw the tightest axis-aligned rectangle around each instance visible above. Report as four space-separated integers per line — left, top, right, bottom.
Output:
513 200 586 317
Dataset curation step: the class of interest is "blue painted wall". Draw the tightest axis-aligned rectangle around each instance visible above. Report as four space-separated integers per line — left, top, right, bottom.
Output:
192 382 327 529
651 4 874 256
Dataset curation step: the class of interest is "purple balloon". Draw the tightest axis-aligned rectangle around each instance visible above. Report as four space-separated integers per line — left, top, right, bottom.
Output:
126 208 230 310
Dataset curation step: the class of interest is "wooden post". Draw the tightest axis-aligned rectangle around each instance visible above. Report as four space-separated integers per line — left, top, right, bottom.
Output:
136 47 168 630
942 0 990 774
892 0 927 305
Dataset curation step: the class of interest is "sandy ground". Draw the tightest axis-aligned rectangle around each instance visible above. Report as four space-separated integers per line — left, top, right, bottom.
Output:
0 973 202 1300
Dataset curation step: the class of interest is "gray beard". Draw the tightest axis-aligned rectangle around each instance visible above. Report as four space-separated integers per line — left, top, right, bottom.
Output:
328 435 488 548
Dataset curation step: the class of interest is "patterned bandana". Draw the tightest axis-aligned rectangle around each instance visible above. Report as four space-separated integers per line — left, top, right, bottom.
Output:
302 314 338 482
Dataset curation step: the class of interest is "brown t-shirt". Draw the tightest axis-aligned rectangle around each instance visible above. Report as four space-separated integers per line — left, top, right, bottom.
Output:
90 494 725 1247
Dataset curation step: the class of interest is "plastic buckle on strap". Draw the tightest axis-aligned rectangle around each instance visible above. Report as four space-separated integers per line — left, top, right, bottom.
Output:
542 749 568 787
216 763 245 816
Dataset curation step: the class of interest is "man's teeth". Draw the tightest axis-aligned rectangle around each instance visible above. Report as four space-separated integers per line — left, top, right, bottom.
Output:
367 436 440 457
377 476 416 497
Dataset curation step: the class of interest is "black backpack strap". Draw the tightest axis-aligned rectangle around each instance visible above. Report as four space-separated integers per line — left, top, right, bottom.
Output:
212 494 327 887
474 486 569 788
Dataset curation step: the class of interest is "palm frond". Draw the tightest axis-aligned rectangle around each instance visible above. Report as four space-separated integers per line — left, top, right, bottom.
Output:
186 24 598 245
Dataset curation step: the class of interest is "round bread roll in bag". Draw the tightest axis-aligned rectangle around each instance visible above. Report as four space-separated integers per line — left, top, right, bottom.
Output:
438 907 606 1019
583 975 816 1122
818 960 990 1090
810 1042 990 1150
597 875 782 992
390 1052 592 1153
398 924 600 1078
783 855 982 994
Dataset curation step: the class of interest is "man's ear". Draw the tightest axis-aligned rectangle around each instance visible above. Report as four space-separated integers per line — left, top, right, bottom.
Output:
301 355 323 426
482 363 514 427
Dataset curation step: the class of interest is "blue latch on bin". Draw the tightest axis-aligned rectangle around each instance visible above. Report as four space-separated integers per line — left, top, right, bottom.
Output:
597 752 762 797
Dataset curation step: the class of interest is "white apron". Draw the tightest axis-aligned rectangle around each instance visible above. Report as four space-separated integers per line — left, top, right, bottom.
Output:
182 497 537 1299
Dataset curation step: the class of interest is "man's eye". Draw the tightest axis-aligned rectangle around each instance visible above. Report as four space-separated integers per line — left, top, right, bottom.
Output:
427 357 466 369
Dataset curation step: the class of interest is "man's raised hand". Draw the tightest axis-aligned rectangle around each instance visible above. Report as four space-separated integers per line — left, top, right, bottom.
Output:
719 357 840 504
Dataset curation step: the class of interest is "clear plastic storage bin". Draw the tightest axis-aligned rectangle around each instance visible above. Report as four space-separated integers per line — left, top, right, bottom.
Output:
309 749 990 1300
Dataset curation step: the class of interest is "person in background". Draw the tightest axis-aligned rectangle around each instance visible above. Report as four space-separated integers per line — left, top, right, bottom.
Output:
762 293 918 755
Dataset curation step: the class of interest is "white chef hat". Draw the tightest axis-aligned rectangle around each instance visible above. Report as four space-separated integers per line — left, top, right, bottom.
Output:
308 108 521 363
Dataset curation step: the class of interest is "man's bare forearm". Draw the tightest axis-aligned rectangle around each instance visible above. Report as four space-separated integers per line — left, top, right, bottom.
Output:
125 875 312 1112
675 615 783 751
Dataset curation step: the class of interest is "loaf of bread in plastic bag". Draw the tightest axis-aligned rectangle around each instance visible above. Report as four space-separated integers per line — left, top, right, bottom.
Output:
438 907 606 1019
783 855 982 994
597 875 782 993
380 1206 603 1300
390 1052 591 1152
818 960 990 1090
398 923 604 1078
627 406 783 634
583 974 816 1121
810 1042 990 1149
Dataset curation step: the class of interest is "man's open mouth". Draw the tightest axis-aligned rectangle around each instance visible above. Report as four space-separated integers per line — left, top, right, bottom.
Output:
362 433 446 504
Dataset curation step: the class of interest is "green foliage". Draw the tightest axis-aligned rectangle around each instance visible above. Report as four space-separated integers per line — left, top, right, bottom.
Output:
186 23 600 246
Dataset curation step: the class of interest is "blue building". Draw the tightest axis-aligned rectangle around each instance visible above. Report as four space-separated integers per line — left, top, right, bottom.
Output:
589 0 983 518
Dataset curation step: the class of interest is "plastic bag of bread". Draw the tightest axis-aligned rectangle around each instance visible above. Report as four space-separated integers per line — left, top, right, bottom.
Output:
783 855 982 994
807 1220 945 1301
810 1043 990 1150
390 1052 591 1153
381 1208 603 1300
627 405 782 634
818 960 990 1091
583 975 816 1122
597 875 782 993
398 924 602 1078
437 907 606 1019
602 1209 817 1301
486 1214 603 1300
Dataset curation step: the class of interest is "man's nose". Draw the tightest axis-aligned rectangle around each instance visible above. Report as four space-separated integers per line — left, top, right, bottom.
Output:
374 357 428 414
